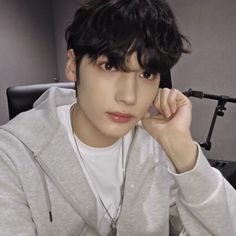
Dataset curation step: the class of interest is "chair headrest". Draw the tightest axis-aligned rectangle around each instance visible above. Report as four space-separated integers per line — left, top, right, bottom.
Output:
6 82 75 119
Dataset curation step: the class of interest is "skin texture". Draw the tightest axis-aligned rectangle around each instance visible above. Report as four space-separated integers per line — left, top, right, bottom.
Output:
66 49 197 173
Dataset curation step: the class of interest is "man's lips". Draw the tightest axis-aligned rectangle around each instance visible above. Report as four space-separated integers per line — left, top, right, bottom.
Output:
106 112 135 123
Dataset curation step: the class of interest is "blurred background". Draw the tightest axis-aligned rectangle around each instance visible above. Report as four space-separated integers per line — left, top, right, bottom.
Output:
0 0 236 162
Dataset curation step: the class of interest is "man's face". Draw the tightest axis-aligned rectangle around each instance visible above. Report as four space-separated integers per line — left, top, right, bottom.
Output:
73 52 160 146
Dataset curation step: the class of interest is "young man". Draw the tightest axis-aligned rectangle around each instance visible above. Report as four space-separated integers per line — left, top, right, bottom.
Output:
0 0 236 235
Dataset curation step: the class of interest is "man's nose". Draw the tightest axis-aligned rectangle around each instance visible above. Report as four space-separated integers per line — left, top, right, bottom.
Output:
115 73 137 105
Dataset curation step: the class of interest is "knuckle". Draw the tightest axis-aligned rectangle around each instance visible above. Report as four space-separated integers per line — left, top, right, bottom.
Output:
163 87 170 93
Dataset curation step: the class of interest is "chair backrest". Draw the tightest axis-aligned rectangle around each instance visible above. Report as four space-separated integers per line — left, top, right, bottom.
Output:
6 82 75 119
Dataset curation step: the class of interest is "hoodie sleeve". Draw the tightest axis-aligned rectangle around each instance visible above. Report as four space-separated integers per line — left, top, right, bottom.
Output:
168 144 236 236
0 150 37 236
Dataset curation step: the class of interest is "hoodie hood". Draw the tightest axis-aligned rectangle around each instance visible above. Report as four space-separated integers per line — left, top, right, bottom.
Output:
1 87 76 155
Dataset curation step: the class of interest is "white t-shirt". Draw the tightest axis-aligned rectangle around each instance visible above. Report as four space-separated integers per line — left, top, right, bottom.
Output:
57 104 132 235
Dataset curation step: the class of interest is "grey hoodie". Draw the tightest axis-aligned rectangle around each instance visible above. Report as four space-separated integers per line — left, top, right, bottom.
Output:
0 87 235 236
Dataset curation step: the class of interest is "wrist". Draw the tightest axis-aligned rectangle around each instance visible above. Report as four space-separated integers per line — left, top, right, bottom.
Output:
160 133 198 173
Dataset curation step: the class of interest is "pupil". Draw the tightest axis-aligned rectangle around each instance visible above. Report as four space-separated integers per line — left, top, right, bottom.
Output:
105 63 112 70
144 71 151 78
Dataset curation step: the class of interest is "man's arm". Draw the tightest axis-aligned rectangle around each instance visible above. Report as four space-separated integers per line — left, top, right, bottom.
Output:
142 88 236 235
142 88 197 173
168 144 236 235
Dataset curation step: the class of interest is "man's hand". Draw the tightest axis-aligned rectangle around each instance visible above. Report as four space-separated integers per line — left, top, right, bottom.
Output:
141 88 198 173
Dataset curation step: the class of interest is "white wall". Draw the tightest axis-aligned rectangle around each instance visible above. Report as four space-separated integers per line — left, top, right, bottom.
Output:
168 0 236 161
0 0 57 124
51 0 79 82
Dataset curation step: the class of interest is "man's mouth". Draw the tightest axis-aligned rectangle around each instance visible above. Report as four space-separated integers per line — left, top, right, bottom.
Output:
106 112 135 123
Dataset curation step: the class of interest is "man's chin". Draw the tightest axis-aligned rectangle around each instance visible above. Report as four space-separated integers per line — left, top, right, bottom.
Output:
104 124 136 139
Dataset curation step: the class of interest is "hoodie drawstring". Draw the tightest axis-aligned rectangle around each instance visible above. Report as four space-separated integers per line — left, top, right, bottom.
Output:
34 155 53 222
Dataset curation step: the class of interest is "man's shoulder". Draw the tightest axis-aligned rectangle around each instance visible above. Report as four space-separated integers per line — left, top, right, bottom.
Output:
0 108 61 157
0 87 75 153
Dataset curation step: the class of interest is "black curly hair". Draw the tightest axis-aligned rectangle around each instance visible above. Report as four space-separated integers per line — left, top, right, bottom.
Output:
65 0 190 82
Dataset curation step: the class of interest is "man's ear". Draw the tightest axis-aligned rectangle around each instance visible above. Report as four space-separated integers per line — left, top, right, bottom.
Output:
65 49 77 82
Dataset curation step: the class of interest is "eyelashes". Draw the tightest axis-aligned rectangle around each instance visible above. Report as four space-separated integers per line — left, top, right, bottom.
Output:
99 61 156 80
94 54 159 81
140 71 154 80
102 62 117 71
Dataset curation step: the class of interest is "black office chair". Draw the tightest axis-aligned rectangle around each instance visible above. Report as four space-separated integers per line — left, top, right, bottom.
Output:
6 82 75 120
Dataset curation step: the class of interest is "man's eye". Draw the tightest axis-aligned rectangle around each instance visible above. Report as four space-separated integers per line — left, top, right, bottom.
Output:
102 63 116 71
140 71 153 80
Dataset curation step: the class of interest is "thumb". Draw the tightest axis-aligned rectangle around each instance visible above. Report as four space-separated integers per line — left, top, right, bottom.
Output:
141 114 168 137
